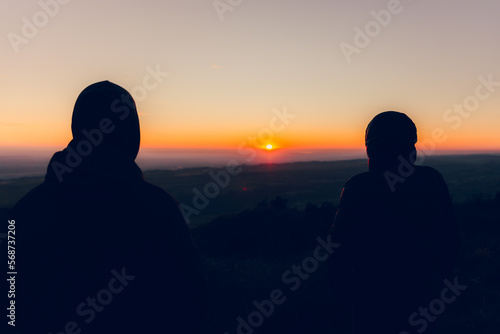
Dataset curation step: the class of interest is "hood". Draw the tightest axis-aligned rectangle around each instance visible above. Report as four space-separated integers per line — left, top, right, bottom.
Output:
365 111 417 172
46 81 142 184
71 80 140 161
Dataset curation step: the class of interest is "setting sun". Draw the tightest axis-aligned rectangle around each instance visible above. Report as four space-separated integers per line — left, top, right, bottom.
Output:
266 144 273 150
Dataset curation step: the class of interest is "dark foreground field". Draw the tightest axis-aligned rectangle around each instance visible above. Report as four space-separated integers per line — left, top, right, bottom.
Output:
1 155 499 333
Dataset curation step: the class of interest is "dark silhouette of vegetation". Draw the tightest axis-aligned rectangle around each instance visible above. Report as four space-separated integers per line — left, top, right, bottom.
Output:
192 196 335 257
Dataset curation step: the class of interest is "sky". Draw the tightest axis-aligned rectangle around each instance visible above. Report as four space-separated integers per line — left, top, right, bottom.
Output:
1 0 500 159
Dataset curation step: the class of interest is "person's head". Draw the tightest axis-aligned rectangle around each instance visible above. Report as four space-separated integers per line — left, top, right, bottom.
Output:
71 81 140 161
365 111 417 172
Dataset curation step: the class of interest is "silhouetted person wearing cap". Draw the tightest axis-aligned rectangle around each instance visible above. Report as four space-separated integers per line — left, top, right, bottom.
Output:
329 111 460 334
10 81 206 333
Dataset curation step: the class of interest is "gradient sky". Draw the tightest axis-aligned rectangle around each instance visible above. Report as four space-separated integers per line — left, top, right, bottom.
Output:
1 0 500 154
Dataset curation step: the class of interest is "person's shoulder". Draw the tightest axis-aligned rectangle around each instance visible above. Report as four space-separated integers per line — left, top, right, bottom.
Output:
344 171 377 188
137 180 182 210
411 165 451 195
136 180 192 232
414 165 446 183
415 165 442 175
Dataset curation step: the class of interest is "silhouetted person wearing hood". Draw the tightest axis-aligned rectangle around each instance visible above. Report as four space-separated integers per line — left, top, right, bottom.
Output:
10 81 206 333
329 111 460 334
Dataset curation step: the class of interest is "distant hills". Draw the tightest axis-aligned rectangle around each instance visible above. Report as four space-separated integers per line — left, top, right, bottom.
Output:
1 154 499 226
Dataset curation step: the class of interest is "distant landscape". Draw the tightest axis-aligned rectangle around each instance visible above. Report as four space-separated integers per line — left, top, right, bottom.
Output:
1 154 499 225
1 154 499 333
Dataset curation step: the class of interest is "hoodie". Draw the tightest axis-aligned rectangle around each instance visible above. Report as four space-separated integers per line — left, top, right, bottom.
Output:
10 81 206 334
